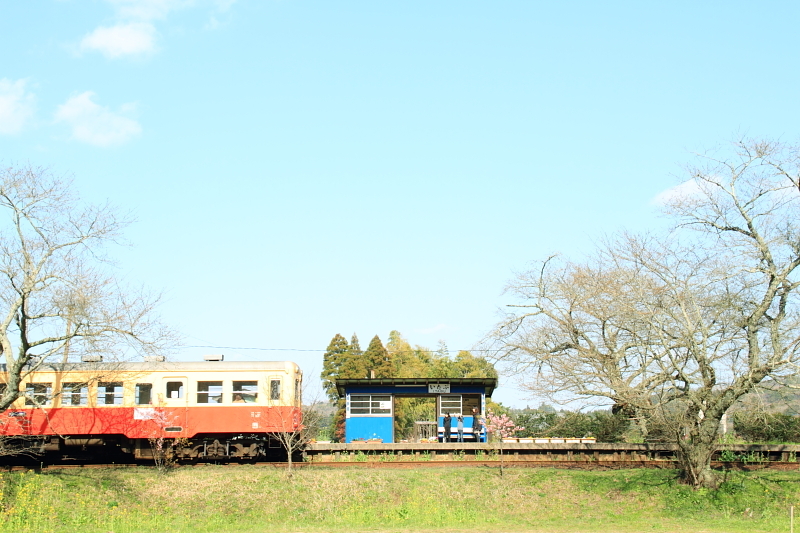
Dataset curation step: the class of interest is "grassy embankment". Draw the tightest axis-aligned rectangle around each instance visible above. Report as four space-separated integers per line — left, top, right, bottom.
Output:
0 465 799 533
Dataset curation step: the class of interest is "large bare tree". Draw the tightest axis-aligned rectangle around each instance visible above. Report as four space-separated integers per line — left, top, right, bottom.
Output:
0 164 176 412
488 138 800 487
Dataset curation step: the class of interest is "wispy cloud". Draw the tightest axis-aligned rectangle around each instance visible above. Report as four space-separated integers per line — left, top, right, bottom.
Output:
54 92 141 147
651 180 704 206
213 0 236 12
0 78 36 135
105 0 193 21
79 22 157 58
205 0 236 30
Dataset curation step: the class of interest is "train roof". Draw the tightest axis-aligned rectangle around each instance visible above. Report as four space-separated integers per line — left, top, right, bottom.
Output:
0 360 301 374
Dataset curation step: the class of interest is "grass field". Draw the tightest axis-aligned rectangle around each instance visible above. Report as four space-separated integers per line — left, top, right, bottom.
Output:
0 465 798 533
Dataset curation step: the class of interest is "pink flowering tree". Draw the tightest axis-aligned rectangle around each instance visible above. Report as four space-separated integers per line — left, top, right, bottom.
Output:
485 410 524 441
485 409 524 476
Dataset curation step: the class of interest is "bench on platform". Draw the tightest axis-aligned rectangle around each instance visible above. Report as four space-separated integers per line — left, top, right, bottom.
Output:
438 426 484 442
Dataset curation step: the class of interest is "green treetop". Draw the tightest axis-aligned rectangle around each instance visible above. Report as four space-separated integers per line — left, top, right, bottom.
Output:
364 334 393 378
350 333 362 357
320 333 350 402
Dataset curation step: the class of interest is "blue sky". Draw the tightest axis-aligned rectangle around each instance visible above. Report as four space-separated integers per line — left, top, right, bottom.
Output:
2 1 800 407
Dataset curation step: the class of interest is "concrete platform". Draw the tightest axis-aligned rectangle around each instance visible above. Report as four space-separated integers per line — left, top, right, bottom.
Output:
304 441 800 464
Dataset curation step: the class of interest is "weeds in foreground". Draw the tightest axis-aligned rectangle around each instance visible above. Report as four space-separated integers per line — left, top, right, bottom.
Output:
0 467 798 532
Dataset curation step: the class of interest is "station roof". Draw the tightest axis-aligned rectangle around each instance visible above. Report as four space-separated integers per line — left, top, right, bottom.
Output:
335 377 497 397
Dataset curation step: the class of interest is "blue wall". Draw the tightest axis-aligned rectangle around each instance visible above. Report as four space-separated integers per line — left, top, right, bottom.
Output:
342 385 489 443
346 416 394 443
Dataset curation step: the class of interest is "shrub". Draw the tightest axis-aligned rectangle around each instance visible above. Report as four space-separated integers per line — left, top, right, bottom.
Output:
732 411 800 443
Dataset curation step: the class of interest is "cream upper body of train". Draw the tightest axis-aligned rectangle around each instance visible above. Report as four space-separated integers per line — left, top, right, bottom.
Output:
0 357 303 461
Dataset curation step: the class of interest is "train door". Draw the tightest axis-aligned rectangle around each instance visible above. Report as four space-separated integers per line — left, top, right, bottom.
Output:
160 376 188 434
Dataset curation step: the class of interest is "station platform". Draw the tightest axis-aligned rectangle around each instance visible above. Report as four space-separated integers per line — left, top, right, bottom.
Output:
304 441 800 465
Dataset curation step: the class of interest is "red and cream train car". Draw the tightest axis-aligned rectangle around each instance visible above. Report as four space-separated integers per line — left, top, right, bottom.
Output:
0 358 303 461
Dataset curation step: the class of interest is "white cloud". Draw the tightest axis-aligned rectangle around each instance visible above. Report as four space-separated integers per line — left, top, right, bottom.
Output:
0 79 36 135
78 0 233 57
651 180 704 206
54 92 141 147
80 22 157 58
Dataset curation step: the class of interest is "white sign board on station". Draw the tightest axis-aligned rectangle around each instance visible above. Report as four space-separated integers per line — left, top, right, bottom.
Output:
428 383 450 394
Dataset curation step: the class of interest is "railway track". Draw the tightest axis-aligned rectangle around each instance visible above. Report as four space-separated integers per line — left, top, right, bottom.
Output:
7 459 800 471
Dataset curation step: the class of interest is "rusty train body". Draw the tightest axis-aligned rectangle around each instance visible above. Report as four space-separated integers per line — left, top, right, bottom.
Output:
0 358 303 461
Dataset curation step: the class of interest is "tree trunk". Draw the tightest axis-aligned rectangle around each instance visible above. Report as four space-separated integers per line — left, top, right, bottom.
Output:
676 442 717 487
675 418 721 488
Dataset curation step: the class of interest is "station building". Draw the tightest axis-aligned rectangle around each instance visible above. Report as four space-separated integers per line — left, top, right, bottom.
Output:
335 377 497 443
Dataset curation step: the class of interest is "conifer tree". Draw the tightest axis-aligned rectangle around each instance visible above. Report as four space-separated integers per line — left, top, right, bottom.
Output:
320 333 349 402
364 335 392 378
350 333 362 357
322 333 371 441
339 340 369 380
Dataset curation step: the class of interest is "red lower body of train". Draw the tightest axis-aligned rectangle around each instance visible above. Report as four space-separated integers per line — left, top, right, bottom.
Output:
0 404 301 462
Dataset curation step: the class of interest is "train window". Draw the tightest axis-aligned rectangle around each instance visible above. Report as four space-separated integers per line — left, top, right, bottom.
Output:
197 381 223 404
135 383 152 405
25 383 52 406
269 379 280 401
440 395 462 415
98 382 124 405
349 394 391 415
166 381 184 400
61 383 88 406
233 381 258 403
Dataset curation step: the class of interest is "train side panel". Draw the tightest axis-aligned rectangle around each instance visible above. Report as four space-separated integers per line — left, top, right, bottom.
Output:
0 360 303 459
0 405 301 439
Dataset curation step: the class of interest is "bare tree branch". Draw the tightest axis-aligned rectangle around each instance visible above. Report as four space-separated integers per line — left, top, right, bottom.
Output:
486 138 800 488
0 164 178 415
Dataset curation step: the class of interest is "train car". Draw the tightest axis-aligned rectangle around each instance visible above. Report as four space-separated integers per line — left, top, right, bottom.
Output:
0 357 303 461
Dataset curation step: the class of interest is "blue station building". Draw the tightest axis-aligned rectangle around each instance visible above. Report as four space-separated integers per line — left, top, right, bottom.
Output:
335 377 498 443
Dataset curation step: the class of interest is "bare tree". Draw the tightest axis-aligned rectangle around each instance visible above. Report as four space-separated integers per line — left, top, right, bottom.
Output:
0 164 176 413
272 384 327 476
488 138 800 488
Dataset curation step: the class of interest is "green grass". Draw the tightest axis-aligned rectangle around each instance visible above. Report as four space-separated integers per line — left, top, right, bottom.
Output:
0 466 799 532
